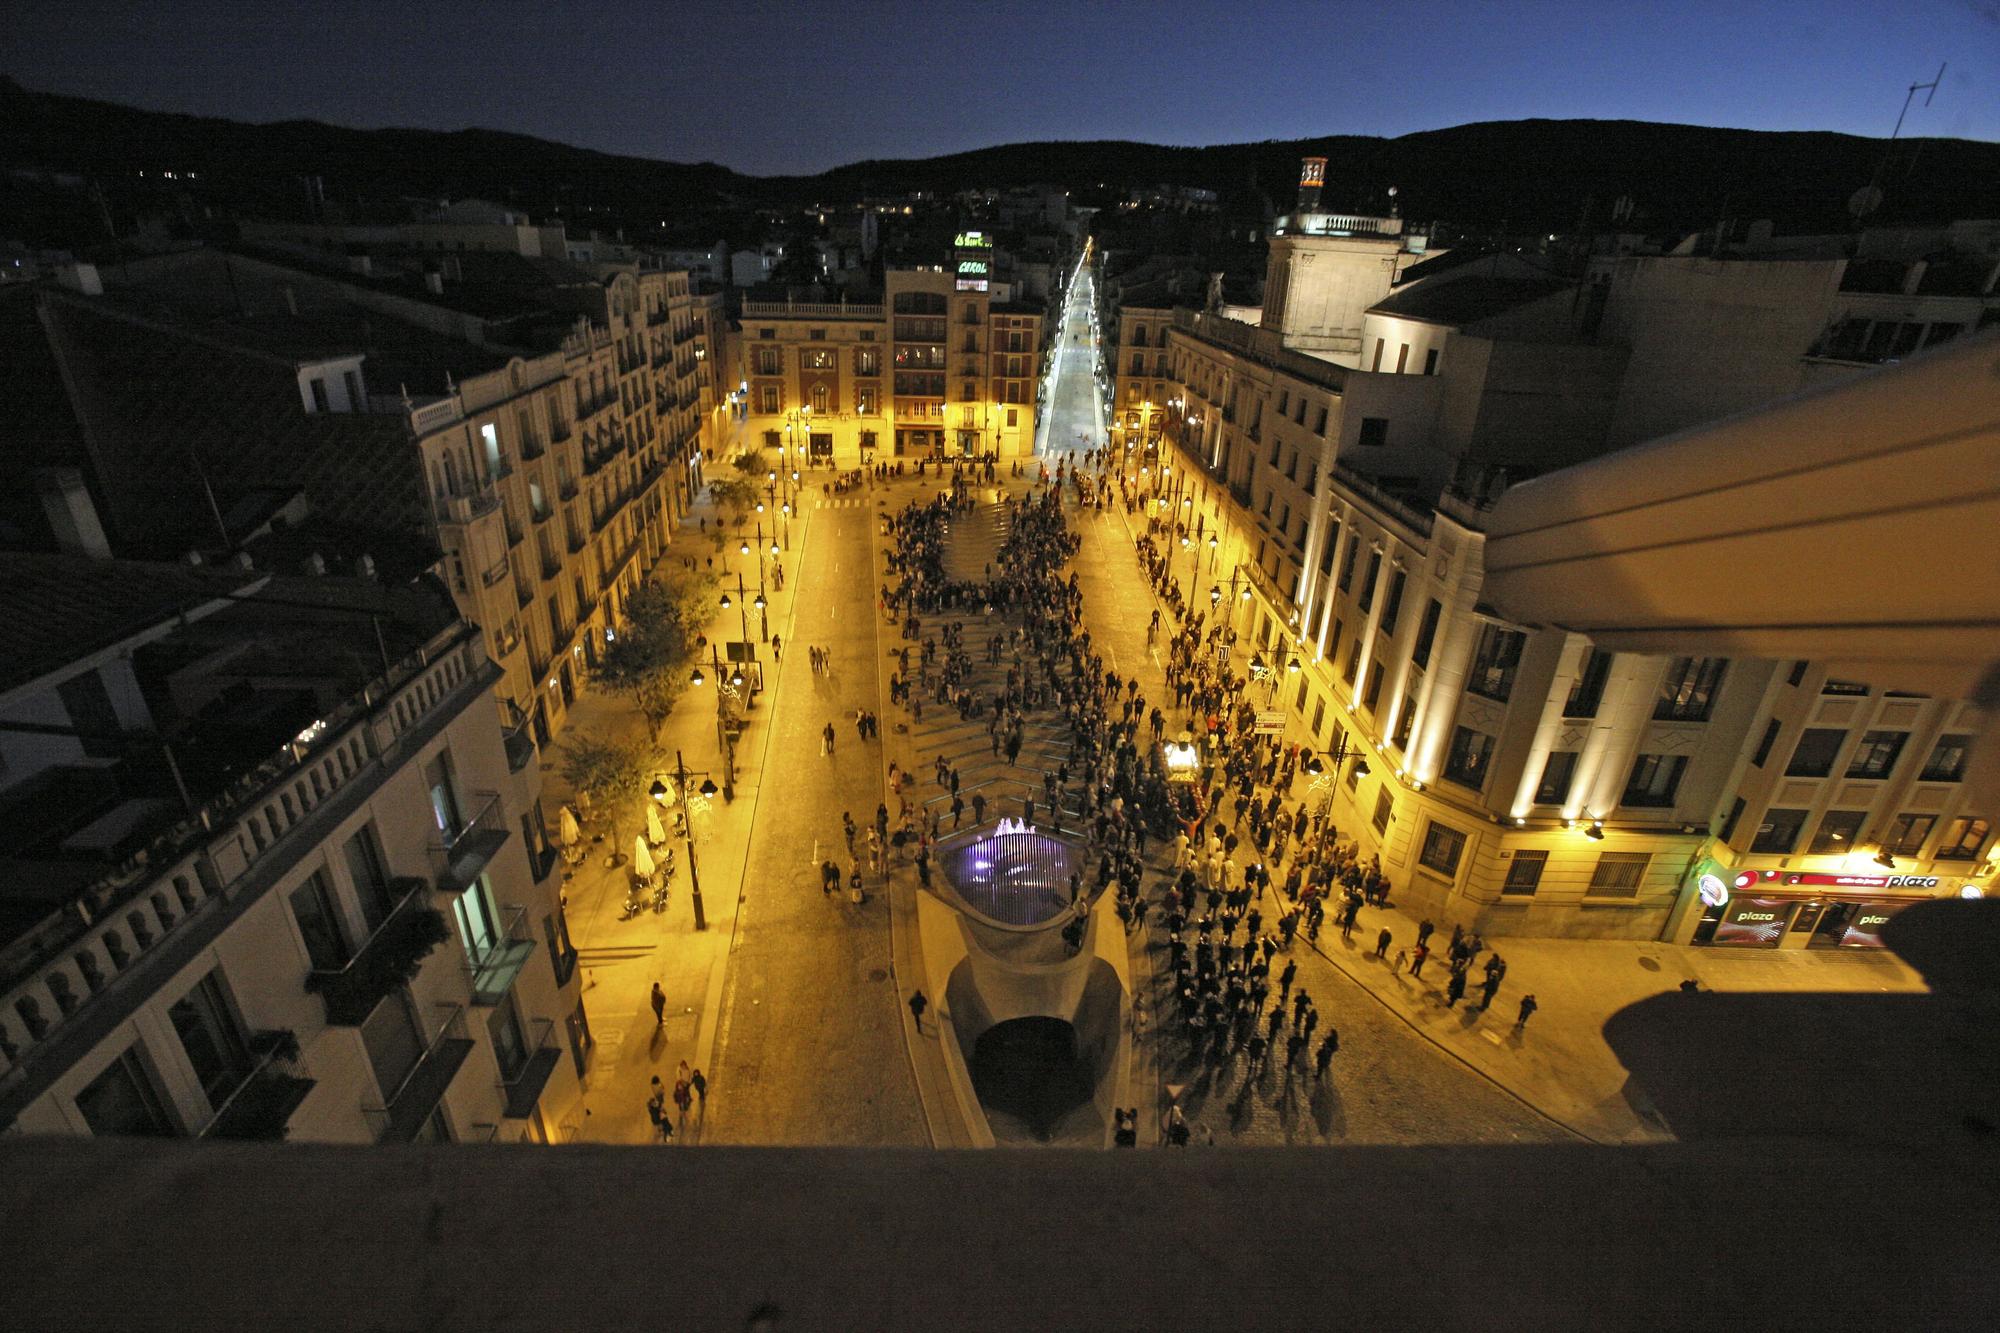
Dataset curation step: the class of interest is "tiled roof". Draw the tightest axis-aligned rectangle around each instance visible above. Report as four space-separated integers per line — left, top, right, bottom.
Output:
1367 276 1573 327
0 551 261 697
35 294 432 556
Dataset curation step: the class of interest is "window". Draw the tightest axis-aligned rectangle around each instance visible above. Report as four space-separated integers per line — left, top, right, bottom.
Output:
1371 339 1385 371
857 387 876 414
1880 812 1935 857
1362 661 1385 713
1785 728 1847 778
1502 850 1546 896
1423 347 1439 375
1936 816 1992 860
1337 535 1360 592
1920 735 1971 782
1007 408 1018 427
488 992 530 1083
1787 660 1809 687
1466 626 1526 702
1395 344 1410 374
1314 406 1328 435
343 823 394 929
1750 808 1809 855
1390 694 1416 749
758 385 779 414
344 370 362 408
811 384 829 413
755 347 781 375
454 875 503 971
1846 731 1907 780
76 1048 174 1138
1371 788 1393 833
1563 651 1612 719
1342 638 1362 687
1443 726 1496 791
1751 719 1781 767
1356 416 1389 448
1621 754 1687 808
289 872 349 971
1655 657 1726 721
309 378 330 413
169 970 250 1105
1357 552 1381 613
1535 751 1579 806
1821 678 1870 696
1410 600 1442 669
1808 810 1868 855
1417 821 1467 877
855 349 879 375
1586 852 1651 899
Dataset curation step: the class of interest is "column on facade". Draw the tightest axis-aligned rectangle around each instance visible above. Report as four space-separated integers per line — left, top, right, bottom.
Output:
1406 574 1487 785
1507 634 1596 819
1570 656 1670 824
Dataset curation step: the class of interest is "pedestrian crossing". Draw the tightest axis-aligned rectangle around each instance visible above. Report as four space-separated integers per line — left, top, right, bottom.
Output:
813 495 874 510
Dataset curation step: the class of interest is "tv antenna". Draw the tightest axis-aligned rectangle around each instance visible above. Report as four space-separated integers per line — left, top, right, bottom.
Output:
1854 62 1945 222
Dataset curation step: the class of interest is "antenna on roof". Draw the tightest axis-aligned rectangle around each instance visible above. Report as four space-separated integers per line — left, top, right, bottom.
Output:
1857 63 1945 226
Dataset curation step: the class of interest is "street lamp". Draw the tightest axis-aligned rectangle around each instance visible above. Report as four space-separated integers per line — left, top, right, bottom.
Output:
688 648 738 800
649 754 711 931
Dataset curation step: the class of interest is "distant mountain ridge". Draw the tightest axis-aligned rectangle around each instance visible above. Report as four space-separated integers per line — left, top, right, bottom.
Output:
5 76 1998 235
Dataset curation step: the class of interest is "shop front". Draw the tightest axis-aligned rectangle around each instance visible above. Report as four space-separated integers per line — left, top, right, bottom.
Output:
1683 862 1953 950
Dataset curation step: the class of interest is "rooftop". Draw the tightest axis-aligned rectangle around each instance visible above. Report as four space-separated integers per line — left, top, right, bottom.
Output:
0 551 261 700
1367 275 1574 328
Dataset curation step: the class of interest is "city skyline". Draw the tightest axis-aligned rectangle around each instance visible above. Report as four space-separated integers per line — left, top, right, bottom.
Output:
6 0 1996 175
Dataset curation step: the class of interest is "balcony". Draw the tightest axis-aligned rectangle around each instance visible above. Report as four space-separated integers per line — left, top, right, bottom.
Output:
199 1031 315 1141
503 717 537 774
306 878 449 1026
520 432 545 462
434 486 501 527
549 418 572 444
429 791 509 895
540 551 562 581
499 1018 563 1119
466 905 536 1007
363 1004 474 1143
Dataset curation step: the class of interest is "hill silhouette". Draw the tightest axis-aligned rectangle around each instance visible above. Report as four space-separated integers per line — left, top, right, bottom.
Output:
4 76 1997 242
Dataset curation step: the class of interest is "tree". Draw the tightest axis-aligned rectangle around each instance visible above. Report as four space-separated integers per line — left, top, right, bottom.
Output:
708 477 757 527
558 734 657 856
596 583 689 738
731 451 766 479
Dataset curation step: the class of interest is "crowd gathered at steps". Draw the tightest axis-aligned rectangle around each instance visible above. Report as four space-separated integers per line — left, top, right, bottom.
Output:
861 453 1533 1131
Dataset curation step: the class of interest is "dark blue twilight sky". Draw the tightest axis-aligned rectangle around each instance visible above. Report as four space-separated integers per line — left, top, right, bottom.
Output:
7 0 1997 174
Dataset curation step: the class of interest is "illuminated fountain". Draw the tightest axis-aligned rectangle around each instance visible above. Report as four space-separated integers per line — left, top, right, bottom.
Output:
919 818 1130 1145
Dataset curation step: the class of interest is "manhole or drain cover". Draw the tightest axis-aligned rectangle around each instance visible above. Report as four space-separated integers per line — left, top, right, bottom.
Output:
869 968 889 983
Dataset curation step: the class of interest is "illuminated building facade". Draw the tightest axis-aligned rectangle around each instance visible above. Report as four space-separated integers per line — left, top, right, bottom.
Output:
736 250 1044 465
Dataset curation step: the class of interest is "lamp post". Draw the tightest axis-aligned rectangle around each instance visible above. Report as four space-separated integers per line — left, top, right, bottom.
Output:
649 755 717 931
688 649 739 801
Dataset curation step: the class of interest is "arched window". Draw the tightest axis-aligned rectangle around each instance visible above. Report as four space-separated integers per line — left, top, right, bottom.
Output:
811 384 828 414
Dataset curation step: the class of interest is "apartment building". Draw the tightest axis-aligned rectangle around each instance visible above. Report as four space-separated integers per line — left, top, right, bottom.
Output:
1117 167 1997 941
6 242 720 749
735 265 1044 464
0 553 583 1144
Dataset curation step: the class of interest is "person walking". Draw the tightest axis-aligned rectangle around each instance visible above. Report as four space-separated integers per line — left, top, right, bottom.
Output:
1416 917 1435 949
908 989 929 1032
1477 971 1502 1012
1375 927 1392 959
647 1077 673 1141
1278 959 1297 1004
822 721 837 755
650 981 667 1028
1445 968 1468 1008
690 1067 708 1113
1314 1032 1337 1079
1410 942 1430 978
1515 994 1538 1029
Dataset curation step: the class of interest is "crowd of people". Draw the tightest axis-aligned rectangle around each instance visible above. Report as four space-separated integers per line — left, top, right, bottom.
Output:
855 447 1532 1143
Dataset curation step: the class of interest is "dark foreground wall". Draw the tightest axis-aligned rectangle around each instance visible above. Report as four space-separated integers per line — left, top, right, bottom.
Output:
1 1136 1994 1330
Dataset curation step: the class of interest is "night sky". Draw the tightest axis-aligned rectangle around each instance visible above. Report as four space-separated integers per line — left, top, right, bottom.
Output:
8 0 1997 175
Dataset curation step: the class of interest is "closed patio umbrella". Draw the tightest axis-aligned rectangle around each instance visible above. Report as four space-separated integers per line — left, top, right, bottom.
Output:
633 837 655 880
559 805 582 847
646 802 666 847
